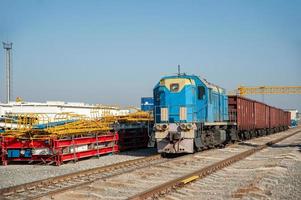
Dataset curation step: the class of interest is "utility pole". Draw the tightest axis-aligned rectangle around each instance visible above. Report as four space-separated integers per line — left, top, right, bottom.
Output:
3 42 13 103
177 64 181 76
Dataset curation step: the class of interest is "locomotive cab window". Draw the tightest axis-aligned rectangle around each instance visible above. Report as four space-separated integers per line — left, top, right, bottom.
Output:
198 86 205 100
170 83 179 92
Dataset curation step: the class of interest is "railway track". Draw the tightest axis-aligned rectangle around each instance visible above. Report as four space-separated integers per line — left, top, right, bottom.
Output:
36 128 300 200
0 154 165 200
130 129 301 200
155 132 301 200
1 128 299 200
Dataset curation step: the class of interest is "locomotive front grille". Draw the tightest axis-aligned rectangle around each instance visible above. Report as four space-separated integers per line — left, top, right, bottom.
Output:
168 131 181 141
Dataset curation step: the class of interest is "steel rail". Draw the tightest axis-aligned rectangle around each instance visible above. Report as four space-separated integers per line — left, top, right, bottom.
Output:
1 129 299 200
129 130 301 200
0 154 162 200
0 147 211 200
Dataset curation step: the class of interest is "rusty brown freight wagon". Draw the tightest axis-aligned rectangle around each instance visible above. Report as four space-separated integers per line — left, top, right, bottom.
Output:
280 111 291 128
228 95 254 131
228 96 289 138
269 106 281 132
254 101 270 129
285 111 291 127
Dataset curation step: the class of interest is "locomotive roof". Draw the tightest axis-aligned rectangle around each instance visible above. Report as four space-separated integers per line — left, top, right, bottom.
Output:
160 74 226 93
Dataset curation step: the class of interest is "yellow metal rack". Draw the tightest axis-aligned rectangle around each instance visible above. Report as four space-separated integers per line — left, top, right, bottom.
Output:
232 86 301 96
2 111 153 139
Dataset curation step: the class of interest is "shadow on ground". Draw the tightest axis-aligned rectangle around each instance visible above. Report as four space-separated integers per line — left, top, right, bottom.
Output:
269 143 301 153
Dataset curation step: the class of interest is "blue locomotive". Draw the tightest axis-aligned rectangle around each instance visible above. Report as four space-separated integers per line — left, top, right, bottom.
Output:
153 73 233 154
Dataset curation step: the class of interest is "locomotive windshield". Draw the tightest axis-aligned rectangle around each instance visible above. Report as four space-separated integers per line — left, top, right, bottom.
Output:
159 77 195 93
170 83 179 92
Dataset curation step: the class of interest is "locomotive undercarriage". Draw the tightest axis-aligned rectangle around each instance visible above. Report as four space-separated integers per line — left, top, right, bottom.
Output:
155 123 289 154
194 124 228 151
155 123 234 154
238 126 288 141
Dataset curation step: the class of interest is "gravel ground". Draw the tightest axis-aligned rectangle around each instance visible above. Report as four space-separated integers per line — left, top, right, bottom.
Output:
39 128 301 200
160 128 301 200
1 127 300 199
0 148 157 189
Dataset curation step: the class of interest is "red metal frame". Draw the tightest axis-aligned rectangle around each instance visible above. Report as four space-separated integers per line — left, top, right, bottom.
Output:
0 132 119 166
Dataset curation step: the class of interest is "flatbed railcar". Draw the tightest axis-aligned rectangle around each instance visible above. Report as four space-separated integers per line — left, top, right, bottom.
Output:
153 73 291 154
0 133 119 166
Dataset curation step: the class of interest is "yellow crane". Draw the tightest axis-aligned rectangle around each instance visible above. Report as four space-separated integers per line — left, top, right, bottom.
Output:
236 86 301 96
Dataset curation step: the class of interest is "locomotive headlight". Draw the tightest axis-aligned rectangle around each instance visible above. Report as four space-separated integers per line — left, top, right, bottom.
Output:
155 124 162 131
161 124 169 131
179 123 193 131
154 124 169 131
179 123 187 131
186 123 193 130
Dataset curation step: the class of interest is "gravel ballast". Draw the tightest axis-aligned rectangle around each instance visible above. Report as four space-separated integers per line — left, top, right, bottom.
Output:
0 148 157 189
161 128 301 200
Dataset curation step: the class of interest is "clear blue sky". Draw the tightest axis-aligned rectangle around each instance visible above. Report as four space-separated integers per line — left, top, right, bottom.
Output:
0 0 300 110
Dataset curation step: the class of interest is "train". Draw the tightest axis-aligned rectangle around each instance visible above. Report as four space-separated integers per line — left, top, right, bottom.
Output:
153 73 291 154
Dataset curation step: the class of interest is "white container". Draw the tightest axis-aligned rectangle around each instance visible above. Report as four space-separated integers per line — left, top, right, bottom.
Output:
70 145 88 153
32 148 52 155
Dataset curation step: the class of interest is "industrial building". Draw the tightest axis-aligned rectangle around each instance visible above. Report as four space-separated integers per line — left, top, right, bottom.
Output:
0 101 129 126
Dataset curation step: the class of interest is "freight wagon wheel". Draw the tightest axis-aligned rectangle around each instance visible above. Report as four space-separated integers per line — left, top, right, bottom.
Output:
251 131 257 138
250 131 254 138
269 129 274 134
260 130 263 137
229 129 238 143
269 128 274 134
244 131 250 140
238 132 244 141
